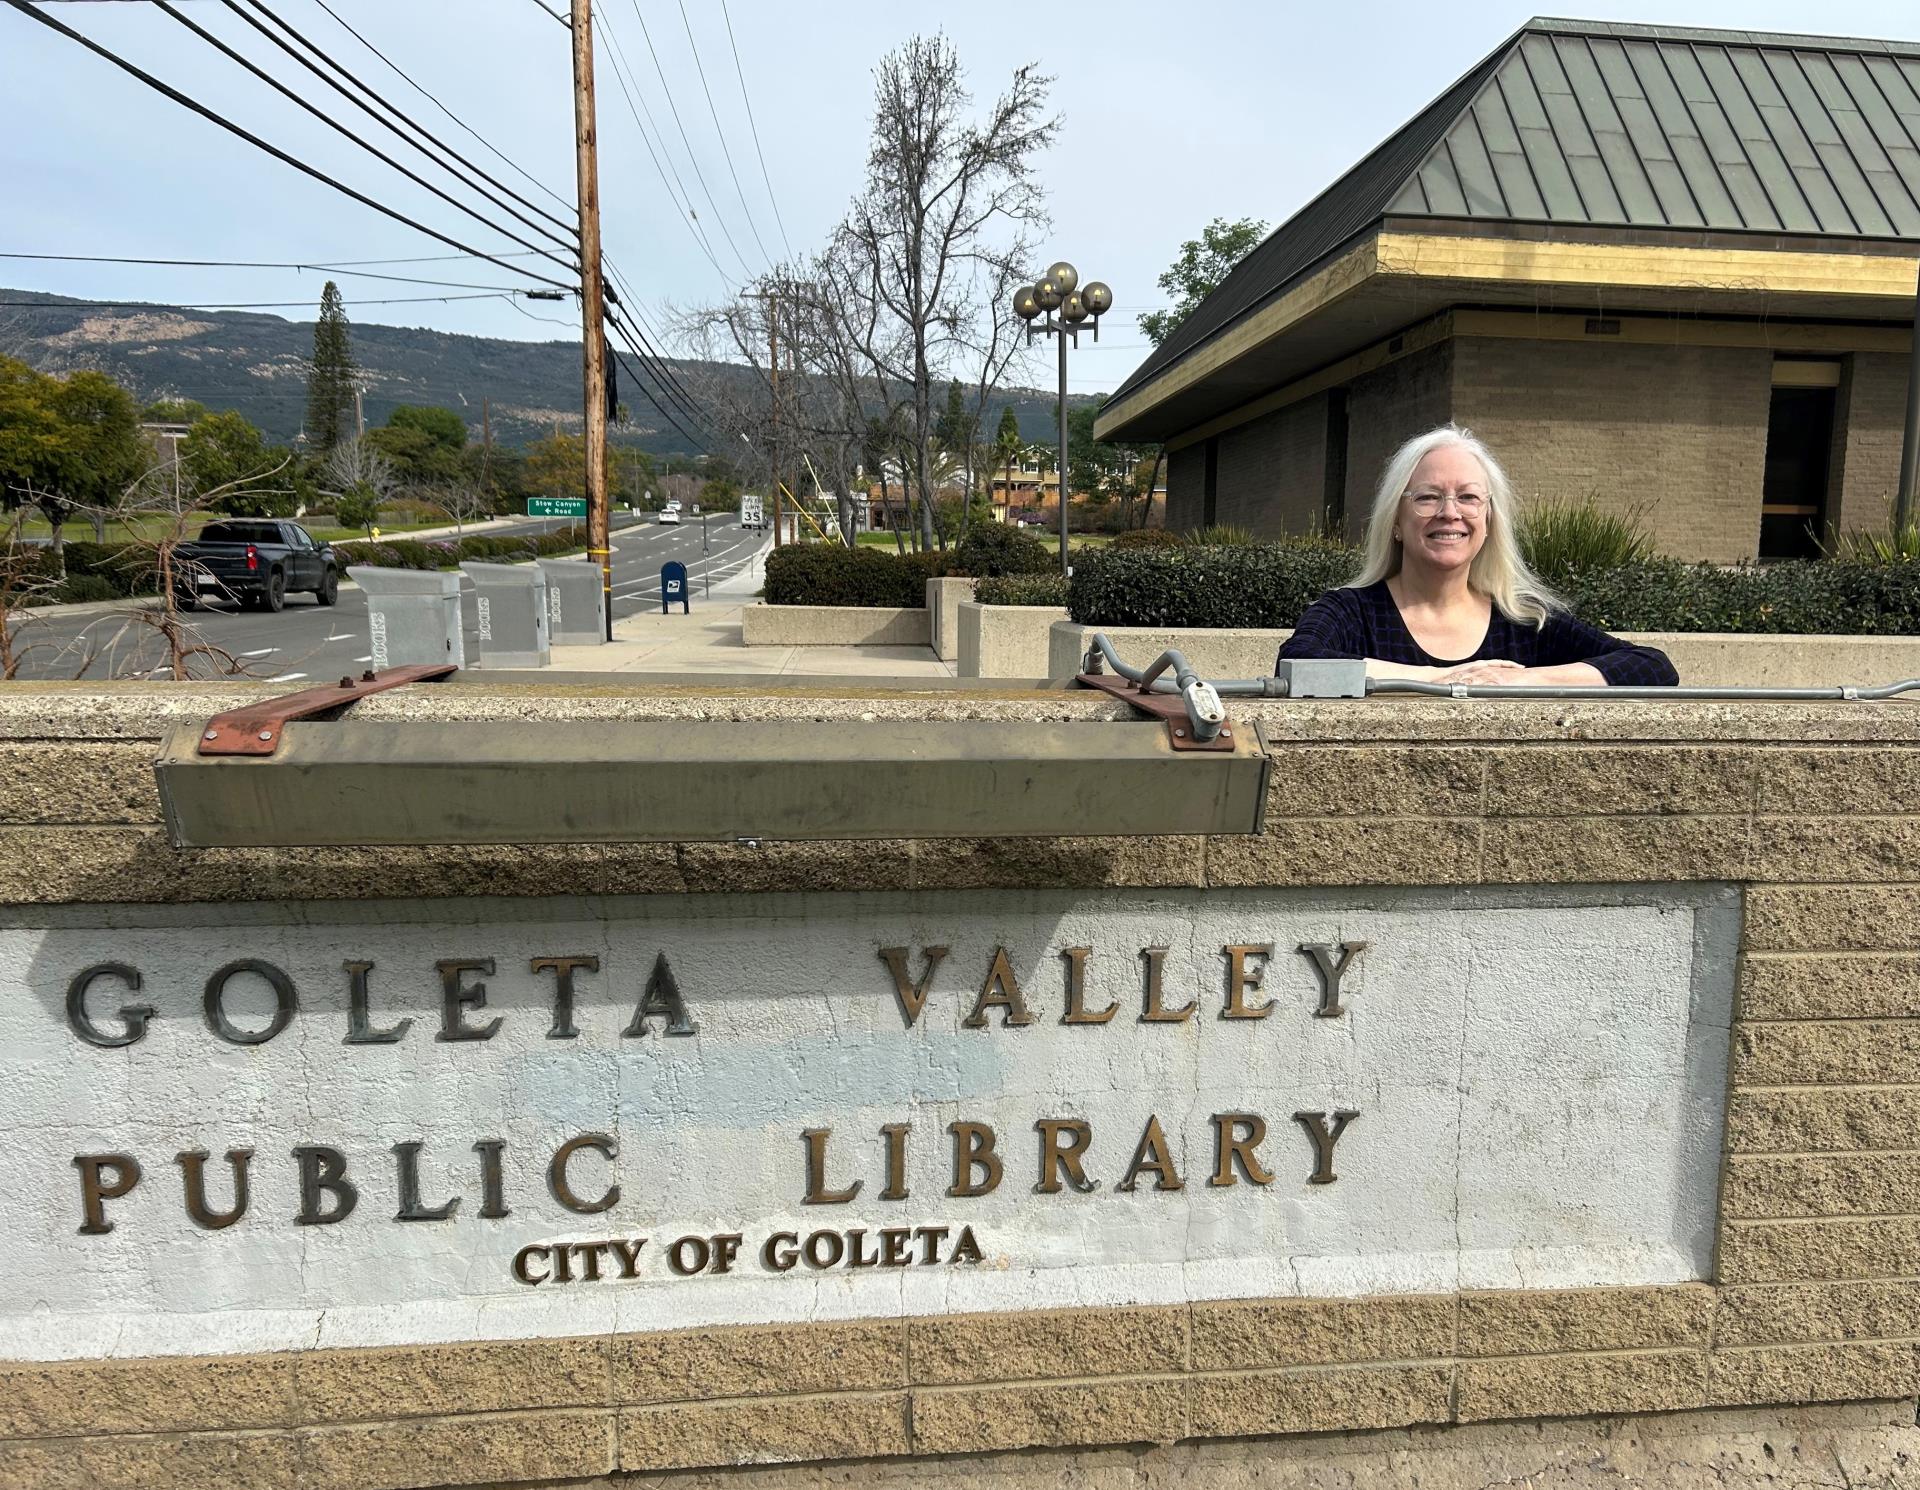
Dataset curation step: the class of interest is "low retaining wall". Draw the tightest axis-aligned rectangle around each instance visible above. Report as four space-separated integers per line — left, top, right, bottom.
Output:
741 603 931 647
958 601 1065 678
9 681 1920 1487
1049 621 1920 688
926 577 976 662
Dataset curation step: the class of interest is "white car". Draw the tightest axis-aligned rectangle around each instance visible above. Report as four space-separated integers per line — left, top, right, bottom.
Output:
658 508 681 525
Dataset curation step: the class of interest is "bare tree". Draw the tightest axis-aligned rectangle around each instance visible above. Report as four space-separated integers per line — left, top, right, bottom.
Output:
838 36 1057 550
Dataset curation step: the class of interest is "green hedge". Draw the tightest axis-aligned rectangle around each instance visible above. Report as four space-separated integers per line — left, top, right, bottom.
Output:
1557 558 1920 635
975 573 1069 607
1064 542 1920 636
1067 543 1360 628
764 531 1050 608
335 526 587 571
764 543 943 607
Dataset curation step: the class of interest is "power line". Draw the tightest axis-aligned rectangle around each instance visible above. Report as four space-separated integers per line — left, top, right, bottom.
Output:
1 0 578 291
716 0 792 260
311 0 576 219
673 0 772 268
605 302 705 428
0 251 542 292
624 0 757 278
603 262 702 414
0 292 530 309
595 10 731 289
209 0 578 271
605 326 705 450
236 0 578 249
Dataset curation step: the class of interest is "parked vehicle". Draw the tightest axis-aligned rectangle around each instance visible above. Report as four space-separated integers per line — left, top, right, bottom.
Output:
738 493 765 530
174 519 338 612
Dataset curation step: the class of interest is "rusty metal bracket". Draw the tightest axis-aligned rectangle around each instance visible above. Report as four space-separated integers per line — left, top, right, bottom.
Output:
1075 672 1236 752
197 664 457 756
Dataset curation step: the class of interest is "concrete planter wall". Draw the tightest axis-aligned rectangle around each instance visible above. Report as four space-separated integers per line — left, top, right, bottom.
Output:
741 603 931 647
924 577 977 662
958 602 1068 678
1049 620 1920 689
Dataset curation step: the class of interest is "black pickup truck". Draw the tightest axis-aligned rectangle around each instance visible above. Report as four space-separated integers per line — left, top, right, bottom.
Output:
174 519 340 611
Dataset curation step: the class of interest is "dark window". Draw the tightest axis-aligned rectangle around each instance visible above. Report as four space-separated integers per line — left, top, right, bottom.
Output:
199 521 283 545
1202 438 1219 527
1324 389 1349 537
1759 385 1836 560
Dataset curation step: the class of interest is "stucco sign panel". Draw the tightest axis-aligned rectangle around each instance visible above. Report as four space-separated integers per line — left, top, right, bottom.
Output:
0 886 1734 1361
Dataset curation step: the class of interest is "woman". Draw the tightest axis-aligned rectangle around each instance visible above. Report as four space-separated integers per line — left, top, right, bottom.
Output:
1278 426 1677 686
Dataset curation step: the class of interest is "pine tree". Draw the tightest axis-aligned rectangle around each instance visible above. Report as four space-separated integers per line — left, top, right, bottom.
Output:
305 281 357 454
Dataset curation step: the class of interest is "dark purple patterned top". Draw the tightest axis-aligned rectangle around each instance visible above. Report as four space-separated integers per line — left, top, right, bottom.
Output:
1277 581 1678 685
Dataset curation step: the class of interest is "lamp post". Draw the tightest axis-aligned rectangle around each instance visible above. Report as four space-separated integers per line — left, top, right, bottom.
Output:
1014 262 1112 578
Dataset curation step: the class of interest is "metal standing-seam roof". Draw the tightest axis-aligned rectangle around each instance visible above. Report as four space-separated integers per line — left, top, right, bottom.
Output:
1111 16 1920 408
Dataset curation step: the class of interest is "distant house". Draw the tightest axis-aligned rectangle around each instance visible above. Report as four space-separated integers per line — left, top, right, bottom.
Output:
1096 17 1920 561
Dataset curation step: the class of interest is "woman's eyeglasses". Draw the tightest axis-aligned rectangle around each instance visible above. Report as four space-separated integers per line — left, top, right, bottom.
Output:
1405 492 1486 514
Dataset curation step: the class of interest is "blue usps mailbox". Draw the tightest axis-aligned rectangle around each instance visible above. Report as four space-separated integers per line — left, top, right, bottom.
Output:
661 560 690 614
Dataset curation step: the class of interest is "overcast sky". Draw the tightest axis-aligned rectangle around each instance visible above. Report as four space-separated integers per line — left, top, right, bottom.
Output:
6 0 1920 397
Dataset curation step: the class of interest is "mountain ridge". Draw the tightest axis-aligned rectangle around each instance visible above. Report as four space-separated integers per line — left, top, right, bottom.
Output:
0 288 1096 455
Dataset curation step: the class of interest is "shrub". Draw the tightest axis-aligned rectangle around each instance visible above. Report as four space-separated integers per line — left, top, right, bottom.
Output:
55 574 120 605
765 542 926 607
1068 542 1360 628
952 521 1053 577
975 573 1069 607
1064 541 1920 636
1108 527 1185 550
63 541 158 599
1519 499 1654 579
1183 524 1261 547
1831 520 1920 564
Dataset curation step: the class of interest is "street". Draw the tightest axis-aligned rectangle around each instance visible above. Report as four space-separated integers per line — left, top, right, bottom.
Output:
7 514 767 682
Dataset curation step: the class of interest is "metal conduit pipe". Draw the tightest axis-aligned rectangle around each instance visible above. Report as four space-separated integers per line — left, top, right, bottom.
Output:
1083 633 1920 704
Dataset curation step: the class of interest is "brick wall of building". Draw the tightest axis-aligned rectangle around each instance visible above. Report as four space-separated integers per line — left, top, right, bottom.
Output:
1165 443 1206 533
1213 393 1330 536
1342 342 1455 538
1830 351 1909 536
1453 337 1773 563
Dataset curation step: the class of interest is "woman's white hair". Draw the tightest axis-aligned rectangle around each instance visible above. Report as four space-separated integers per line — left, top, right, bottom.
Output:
1349 424 1560 628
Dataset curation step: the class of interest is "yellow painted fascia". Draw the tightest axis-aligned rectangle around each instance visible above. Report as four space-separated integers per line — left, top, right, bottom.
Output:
1374 230 1920 298
1093 235 1382 441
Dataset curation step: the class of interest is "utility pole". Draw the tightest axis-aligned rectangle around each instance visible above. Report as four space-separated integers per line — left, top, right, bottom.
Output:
572 0 612 638
769 293 782 547
354 385 365 440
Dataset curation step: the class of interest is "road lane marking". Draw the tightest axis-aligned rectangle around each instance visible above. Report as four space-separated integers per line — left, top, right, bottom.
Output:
354 655 373 663
267 672 308 683
326 633 353 641
239 648 276 658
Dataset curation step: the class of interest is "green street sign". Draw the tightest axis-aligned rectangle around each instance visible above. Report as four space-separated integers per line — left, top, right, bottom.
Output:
527 497 587 518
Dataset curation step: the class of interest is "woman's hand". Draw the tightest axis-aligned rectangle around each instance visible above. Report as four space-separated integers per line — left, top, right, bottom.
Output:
1431 661 1609 687
1432 659 1525 684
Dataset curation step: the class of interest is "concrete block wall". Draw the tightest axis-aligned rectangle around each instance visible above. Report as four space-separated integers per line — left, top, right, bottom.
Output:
1164 444 1206 534
1342 342 1455 537
1830 351 1910 536
1213 393 1330 537
3 685 1920 1487
1450 337 1773 563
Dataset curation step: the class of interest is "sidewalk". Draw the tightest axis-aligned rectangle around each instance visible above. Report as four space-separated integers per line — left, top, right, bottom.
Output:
542 601 955 677
538 537 954 678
